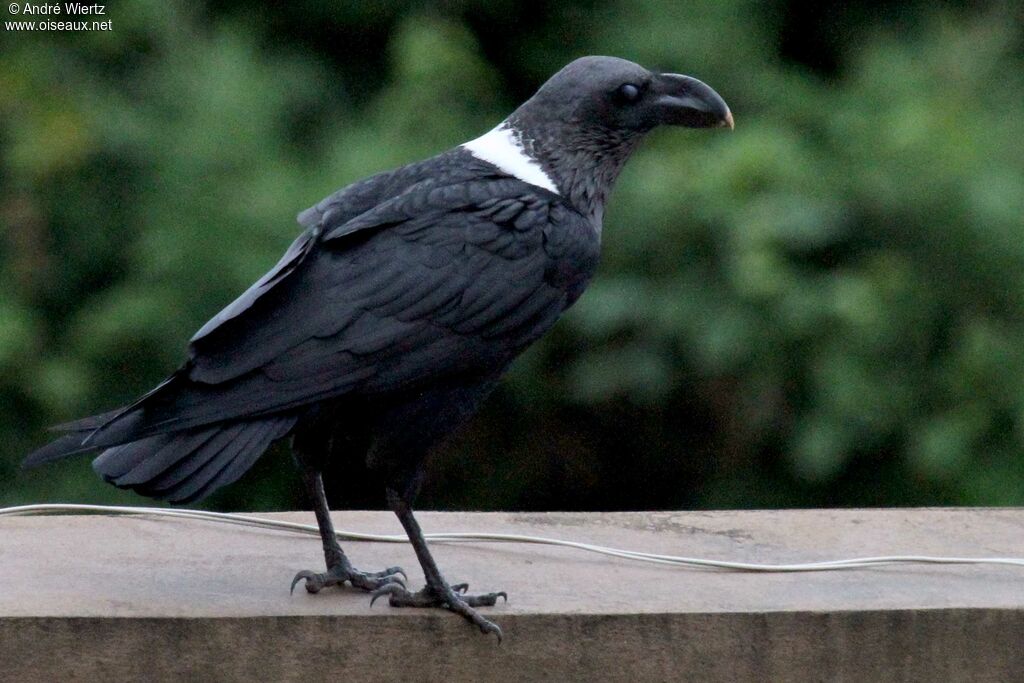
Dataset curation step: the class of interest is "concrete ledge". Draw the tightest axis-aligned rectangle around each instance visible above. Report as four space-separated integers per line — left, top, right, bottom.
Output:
2 508 1024 681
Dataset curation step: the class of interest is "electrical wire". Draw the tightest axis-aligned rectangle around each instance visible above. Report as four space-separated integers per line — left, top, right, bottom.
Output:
2 503 1024 573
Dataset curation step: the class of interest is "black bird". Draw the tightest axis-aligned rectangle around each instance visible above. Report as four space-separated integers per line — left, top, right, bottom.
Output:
25 56 732 637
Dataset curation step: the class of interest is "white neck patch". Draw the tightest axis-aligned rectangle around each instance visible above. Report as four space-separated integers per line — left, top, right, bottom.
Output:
462 124 560 195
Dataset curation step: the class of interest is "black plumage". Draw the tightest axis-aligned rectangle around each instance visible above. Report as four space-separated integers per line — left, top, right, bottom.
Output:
25 56 732 637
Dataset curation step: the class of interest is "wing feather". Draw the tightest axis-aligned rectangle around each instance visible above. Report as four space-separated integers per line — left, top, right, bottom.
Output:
87 176 599 445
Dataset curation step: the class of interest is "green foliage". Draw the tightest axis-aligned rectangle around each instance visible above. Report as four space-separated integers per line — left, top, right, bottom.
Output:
1 0 1022 511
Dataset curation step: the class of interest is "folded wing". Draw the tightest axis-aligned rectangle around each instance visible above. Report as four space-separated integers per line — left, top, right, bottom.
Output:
85 177 590 447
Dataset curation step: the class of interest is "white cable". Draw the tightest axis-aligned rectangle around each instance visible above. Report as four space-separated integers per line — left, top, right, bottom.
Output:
3 503 1024 573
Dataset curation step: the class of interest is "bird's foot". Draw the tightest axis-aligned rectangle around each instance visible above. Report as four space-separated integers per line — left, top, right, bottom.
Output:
370 580 507 640
291 562 407 594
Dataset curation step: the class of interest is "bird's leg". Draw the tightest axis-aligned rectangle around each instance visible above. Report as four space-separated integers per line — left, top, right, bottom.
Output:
371 488 506 639
290 465 406 594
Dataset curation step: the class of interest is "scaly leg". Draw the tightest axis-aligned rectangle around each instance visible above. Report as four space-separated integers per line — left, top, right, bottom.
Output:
371 488 506 640
290 464 406 594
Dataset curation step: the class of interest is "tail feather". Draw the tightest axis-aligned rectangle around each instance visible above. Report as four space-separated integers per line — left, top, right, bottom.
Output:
50 374 181 441
26 412 296 504
50 408 129 433
24 404 147 468
95 428 222 486
204 421 291 494
143 425 246 492
159 418 291 504
22 433 97 468
93 416 295 504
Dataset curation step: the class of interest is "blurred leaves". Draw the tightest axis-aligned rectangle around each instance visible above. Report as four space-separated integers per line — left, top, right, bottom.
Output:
1 0 1023 510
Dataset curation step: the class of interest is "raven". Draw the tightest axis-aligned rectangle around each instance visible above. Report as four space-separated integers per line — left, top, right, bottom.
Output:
25 56 732 637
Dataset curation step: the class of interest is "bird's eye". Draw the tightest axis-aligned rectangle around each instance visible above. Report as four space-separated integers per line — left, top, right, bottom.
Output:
616 83 641 103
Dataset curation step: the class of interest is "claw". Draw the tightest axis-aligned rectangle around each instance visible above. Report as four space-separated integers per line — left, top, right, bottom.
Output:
291 564 408 595
290 570 320 595
368 578 507 639
481 621 504 644
385 571 408 588
384 566 408 583
370 582 405 607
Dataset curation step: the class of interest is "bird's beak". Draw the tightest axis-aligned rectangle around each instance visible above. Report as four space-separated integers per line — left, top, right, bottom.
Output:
651 73 733 129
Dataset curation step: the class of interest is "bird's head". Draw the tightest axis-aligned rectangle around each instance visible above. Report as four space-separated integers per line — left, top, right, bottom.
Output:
523 56 733 134
498 56 732 225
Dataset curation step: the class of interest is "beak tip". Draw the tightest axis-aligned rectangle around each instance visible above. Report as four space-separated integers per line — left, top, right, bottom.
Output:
722 110 734 130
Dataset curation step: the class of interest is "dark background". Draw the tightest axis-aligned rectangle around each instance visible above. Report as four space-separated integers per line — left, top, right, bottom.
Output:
2 0 1023 512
